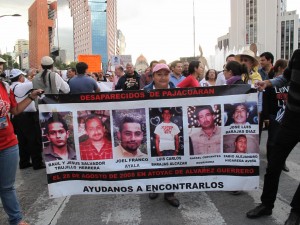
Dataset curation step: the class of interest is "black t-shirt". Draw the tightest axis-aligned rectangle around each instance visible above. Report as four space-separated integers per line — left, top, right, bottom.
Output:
263 85 289 117
122 74 140 90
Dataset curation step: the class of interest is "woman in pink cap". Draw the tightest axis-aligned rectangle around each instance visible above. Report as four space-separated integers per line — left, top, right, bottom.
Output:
143 64 175 90
143 64 180 207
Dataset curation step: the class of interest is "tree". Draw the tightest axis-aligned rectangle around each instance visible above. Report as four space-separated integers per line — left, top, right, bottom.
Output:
68 61 77 69
54 59 68 70
0 54 19 69
13 62 19 68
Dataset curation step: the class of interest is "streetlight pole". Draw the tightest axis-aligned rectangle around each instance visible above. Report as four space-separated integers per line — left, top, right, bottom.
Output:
193 0 195 57
0 14 21 18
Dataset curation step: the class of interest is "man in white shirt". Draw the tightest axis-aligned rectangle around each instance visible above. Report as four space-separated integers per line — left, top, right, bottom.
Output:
154 108 180 156
151 108 181 207
10 69 45 170
216 54 236 86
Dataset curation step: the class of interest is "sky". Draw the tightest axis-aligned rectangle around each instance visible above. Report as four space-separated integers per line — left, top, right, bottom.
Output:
0 0 300 64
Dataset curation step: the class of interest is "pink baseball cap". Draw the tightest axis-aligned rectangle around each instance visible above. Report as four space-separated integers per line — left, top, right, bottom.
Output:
152 63 170 73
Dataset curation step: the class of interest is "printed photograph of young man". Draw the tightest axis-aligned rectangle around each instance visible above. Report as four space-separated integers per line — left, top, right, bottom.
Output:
112 109 147 158
78 110 112 160
149 107 183 157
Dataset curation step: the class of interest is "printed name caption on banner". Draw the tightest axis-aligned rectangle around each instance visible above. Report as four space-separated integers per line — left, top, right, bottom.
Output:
115 157 149 168
226 125 256 134
82 181 225 193
152 156 187 166
47 161 106 171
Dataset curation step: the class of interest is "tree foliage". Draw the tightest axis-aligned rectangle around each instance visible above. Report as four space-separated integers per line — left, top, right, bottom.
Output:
0 54 19 69
68 61 77 69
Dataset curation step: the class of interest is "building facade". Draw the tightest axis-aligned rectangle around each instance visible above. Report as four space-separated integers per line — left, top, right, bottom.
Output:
13 39 29 70
220 0 299 60
280 10 300 59
28 0 56 69
68 0 117 71
107 0 117 62
229 0 280 57
52 0 74 64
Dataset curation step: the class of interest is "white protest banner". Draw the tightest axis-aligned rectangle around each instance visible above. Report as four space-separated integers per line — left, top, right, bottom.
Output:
119 55 132 67
38 85 259 198
111 55 121 67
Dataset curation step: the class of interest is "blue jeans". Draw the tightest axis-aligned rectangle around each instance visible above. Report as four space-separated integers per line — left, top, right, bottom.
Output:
0 145 23 225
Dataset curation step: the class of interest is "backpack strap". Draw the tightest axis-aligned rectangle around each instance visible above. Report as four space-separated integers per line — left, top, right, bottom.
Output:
48 71 58 94
0 81 11 96
11 83 34 98
48 71 52 92
12 84 19 93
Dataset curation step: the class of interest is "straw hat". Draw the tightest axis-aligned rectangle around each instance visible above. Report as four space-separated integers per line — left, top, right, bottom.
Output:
0 57 6 63
235 49 259 67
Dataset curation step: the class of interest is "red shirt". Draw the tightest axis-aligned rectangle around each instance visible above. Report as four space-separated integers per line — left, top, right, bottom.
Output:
80 138 113 160
0 83 18 150
177 75 200 88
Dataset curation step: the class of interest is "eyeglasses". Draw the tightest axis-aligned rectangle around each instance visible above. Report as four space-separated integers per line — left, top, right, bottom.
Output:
223 69 228 72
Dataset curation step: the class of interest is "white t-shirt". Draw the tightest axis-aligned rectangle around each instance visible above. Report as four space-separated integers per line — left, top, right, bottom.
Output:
215 72 226 86
97 82 113 92
54 73 70 93
199 78 211 87
10 82 36 112
154 122 180 151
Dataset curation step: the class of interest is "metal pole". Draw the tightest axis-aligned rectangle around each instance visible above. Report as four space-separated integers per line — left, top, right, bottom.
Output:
193 0 195 57
57 10 59 55
0 14 21 18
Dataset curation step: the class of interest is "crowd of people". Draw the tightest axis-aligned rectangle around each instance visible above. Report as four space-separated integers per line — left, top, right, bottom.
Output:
0 47 300 224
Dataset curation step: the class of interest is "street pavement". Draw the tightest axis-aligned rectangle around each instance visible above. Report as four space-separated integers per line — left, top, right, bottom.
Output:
1 130 299 225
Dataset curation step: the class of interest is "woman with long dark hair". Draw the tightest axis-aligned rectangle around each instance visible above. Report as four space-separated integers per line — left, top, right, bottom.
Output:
223 61 248 84
177 61 203 88
200 69 218 86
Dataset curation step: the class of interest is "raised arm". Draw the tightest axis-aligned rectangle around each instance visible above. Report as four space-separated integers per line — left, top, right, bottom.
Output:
10 89 44 115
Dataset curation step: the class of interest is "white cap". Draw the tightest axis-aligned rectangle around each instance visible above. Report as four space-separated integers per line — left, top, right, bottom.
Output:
105 71 112 76
9 69 26 79
41 56 54 66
